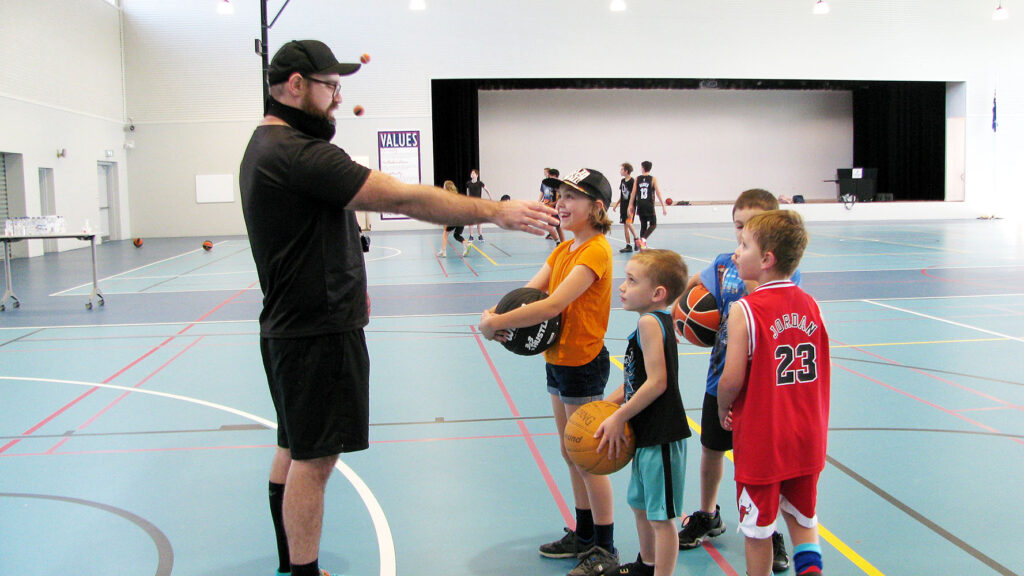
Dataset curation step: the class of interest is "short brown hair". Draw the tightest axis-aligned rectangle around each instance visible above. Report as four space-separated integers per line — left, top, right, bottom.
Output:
629 249 688 305
621 162 633 174
443 180 457 193
732 189 778 218
744 210 807 277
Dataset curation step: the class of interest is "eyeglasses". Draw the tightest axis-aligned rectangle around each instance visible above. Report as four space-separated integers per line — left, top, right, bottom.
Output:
304 76 341 99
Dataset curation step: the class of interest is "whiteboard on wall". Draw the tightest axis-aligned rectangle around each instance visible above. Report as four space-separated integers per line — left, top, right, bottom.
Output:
195 174 234 204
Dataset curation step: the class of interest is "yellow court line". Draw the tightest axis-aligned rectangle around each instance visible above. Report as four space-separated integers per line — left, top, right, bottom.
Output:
608 355 885 575
468 243 498 266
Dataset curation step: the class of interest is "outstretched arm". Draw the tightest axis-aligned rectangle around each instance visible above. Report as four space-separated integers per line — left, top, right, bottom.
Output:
349 171 557 235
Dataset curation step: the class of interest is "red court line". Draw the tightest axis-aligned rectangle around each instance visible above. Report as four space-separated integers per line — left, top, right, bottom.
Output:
434 251 449 278
470 326 574 528
0 283 257 456
702 541 741 576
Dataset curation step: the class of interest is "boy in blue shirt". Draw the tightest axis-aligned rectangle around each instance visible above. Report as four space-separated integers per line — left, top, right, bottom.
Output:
677 189 799 572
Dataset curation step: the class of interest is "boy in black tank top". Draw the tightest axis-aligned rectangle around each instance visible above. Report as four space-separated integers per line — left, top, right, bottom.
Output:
597 249 690 576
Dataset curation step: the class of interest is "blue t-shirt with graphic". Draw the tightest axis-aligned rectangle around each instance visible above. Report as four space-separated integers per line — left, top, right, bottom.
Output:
699 253 801 396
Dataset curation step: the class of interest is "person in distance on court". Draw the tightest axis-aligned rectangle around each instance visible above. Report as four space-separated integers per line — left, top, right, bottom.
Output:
437 180 472 258
479 168 618 576
676 189 795 572
627 161 667 250
465 168 493 240
611 163 638 253
596 249 691 576
540 167 565 244
239 39 557 576
717 210 830 576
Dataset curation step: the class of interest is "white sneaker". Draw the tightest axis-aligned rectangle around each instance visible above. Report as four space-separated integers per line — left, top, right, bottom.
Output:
462 242 471 257
436 249 446 257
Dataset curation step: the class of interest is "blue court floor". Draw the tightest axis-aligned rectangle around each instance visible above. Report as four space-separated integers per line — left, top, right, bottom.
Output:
1 218 1022 576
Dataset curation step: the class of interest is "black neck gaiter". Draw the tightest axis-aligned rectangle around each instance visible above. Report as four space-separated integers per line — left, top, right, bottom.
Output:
264 97 336 142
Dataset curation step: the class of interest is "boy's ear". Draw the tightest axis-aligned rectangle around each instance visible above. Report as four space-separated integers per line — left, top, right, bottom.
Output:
761 250 777 270
652 284 668 304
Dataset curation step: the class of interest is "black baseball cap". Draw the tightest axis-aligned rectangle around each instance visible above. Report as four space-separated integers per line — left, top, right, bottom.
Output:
558 168 613 208
267 40 361 85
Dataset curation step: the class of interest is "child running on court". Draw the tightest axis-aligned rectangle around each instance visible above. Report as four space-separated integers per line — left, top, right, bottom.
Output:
677 189 795 571
717 210 830 576
596 249 691 576
480 168 619 576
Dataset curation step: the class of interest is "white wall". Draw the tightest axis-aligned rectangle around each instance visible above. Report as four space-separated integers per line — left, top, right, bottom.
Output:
479 89 853 205
3 1 1020 243
0 0 129 255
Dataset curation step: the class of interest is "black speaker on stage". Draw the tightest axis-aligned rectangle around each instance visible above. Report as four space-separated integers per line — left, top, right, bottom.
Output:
837 168 878 202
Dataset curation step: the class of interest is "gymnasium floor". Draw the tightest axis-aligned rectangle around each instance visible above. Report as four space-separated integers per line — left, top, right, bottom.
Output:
1 218 1022 576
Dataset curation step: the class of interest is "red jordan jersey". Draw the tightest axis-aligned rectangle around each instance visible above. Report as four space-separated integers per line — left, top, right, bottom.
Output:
732 280 830 484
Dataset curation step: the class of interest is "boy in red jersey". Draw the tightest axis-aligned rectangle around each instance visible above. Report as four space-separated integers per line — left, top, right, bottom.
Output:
717 210 830 576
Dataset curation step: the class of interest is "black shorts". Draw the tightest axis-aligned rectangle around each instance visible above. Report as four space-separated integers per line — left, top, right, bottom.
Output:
261 331 370 460
700 392 733 451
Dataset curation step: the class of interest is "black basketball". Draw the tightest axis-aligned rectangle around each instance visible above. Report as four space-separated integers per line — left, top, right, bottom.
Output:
494 287 562 356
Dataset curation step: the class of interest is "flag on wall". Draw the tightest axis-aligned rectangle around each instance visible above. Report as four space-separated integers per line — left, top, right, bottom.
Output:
992 91 998 133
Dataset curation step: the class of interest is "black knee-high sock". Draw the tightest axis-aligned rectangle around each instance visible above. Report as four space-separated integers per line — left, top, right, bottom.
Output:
595 523 614 552
269 482 289 573
576 508 595 544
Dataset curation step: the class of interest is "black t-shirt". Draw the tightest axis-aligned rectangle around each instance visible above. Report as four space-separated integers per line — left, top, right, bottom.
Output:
623 311 691 447
466 180 485 198
619 177 634 204
240 125 372 338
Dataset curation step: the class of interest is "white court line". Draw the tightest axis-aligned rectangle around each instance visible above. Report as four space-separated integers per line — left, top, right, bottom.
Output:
864 300 1024 343
0 375 397 576
50 241 237 297
364 246 402 262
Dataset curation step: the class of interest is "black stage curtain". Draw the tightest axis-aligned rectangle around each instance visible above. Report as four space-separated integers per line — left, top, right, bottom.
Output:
853 82 946 201
430 79 479 189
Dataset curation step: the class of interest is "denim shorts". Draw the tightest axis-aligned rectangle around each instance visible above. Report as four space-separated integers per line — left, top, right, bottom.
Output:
545 346 610 405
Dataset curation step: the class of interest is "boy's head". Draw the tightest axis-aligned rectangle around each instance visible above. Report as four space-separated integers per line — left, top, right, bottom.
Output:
641 160 652 173
620 249 688 311
548 168 559 178
731 188 779 242
621 162 633 176
499 194 511 202
443 180 457 194
736 210 807 279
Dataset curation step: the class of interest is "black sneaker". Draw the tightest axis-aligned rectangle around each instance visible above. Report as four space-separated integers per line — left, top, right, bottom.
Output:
569 545 619 576
771 531 790 572
619 245 633 253
678 506 726 550
616 554 653 575
539 527 584 559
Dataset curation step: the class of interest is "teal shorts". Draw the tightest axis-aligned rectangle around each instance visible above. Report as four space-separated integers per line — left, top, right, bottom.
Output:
627 440 687 521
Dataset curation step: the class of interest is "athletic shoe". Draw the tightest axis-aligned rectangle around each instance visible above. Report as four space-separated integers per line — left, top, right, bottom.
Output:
678 506 726 550
569 545 619 576
619 245 633 253
462 242 471 257
539 527 584 559
477 234 484 241
636 238 648 251
616 554 653 575
436 249 446 257
772 531 790 572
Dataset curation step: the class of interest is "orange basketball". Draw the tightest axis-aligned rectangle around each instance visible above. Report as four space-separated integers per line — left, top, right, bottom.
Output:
672 284 720 347
202 240 213 251
563 400 634 475
360 53 371 64
132 237 143 248
353 105 365 116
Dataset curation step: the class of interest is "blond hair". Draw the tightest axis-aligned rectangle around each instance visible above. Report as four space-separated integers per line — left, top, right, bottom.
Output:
744 210 808 277
443 180 458 194
732 188 779 217
629 249 688 306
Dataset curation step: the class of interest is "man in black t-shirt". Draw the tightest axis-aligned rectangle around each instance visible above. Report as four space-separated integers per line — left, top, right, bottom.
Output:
239 40 557 576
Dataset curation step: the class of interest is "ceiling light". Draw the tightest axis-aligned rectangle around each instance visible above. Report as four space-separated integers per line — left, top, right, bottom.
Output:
992 2 1009 20
813 0 830 15
610 0 627 12
216 0 234 15
409 0 426 10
